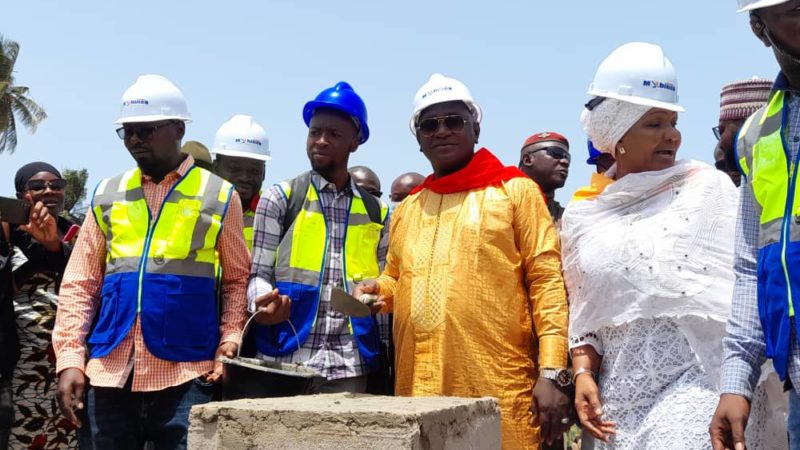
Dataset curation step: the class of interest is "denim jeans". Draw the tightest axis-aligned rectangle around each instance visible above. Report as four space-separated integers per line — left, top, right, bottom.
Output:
77 377 214 450
790 388 800 450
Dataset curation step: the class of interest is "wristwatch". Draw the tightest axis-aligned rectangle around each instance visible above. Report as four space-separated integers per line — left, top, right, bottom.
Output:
540 368 572 387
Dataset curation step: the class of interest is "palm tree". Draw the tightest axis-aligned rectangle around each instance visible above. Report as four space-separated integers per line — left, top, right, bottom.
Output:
0 34 47 154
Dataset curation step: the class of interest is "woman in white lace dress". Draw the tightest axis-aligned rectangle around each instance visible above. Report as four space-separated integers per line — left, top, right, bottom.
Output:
562 42 781 449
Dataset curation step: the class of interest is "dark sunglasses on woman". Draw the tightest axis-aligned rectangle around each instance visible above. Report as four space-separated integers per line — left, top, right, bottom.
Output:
26 179 67 193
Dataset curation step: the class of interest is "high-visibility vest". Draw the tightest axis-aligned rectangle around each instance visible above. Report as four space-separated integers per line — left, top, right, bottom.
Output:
254 174 387 369
87 166 234 362
243 209 255 251
737 84 800 378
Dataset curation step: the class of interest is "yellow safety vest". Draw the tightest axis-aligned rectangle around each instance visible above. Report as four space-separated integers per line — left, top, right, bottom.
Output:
737 80 800 378
87 166 234 362
254 173 387 368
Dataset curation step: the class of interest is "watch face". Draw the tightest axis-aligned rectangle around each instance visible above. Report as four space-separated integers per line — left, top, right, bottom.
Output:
556 369 571 387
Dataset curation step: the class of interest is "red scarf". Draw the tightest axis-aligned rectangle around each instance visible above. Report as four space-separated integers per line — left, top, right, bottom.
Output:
410 148 527 195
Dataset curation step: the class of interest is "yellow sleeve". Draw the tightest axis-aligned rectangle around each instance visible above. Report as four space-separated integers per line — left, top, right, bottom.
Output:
375 201 405 313
509 177 569 369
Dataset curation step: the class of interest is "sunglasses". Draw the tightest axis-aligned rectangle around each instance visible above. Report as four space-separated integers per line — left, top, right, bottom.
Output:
712 126 722 141
116 121 175 140
525 147 571 162
26 179 67 193
417 115 471 137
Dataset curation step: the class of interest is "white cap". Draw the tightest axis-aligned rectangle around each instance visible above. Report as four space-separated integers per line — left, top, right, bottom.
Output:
116 74 191 124
409 73 483 136
737 0 788 12
587 42 684 112
211 114 271 162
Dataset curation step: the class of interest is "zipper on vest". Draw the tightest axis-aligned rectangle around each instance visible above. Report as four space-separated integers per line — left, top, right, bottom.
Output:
310 179 328 330
780 105 798 318
342 195 355 335
135 170 193 314
137 216 157 313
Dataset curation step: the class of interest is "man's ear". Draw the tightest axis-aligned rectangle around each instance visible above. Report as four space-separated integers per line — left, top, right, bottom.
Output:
520 153 534 167
175 120 186 140
473 122 481 144
751 14 771 47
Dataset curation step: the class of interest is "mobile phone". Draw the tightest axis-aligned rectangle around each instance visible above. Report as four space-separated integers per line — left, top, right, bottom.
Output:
62 224 80 243
0 196 31 225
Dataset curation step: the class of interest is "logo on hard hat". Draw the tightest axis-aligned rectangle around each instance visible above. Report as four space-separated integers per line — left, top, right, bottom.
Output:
642 80 676 92
235 138 262 146
421 86 453 100
123 99 150 106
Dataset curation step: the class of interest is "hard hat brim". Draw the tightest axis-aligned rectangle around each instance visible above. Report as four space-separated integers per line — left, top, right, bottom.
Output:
115 114 192 125
587 92 685 113
211 148 272 162
737 0 788 12
303 100 370 145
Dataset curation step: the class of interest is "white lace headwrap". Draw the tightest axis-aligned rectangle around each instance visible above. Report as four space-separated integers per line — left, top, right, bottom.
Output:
580 98 652 154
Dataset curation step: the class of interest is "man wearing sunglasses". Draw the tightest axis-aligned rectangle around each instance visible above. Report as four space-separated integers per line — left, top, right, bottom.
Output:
354 73 570 449
53 74 249 450
519 132 571 223
712 78 771 188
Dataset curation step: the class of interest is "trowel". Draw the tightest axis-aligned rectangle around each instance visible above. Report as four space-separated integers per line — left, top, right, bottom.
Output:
330 287 378 317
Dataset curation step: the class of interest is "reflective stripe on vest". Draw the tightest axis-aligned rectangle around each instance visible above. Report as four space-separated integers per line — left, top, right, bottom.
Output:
737 88 800 378
88 166 234 362
254 177 387 369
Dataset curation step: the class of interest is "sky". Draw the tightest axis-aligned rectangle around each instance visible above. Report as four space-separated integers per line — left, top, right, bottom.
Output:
0 1 779 209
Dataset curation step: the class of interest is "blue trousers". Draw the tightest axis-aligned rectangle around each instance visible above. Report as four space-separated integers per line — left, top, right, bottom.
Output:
78 377 214 450
790 388 800 450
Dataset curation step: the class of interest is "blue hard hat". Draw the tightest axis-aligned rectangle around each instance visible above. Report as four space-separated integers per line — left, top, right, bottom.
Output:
586 139 602 165
303 81 369 144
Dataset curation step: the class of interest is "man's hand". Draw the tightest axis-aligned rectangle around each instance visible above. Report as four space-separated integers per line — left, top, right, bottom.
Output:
710 393 751 450
57 368 87 428
574 373 615 443
205 342 238 384
532 378 573 445
353 279 384 315
253 288 291 325
19 198 60 252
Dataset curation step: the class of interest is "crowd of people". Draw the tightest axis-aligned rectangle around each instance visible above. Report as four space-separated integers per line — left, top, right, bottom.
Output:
1 1 800 449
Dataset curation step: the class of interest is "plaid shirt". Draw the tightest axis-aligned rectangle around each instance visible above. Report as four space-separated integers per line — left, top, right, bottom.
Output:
721 80 800 398
248 171 388 380
53 156 250 392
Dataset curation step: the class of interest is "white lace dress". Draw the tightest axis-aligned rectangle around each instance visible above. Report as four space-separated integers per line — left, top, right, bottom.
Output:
580 317 771 449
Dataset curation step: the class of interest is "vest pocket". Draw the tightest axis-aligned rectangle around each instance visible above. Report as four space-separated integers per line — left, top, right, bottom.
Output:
87 277 121 344
163 288 216 348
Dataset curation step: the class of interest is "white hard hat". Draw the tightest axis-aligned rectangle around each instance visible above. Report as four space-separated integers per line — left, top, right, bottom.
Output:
409 73 483 136
116 74 191 124
211 114 271 162
587 42 684 112
737 0 788 12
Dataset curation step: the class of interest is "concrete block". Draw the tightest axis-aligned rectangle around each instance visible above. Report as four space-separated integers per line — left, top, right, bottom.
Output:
188 393 500 450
